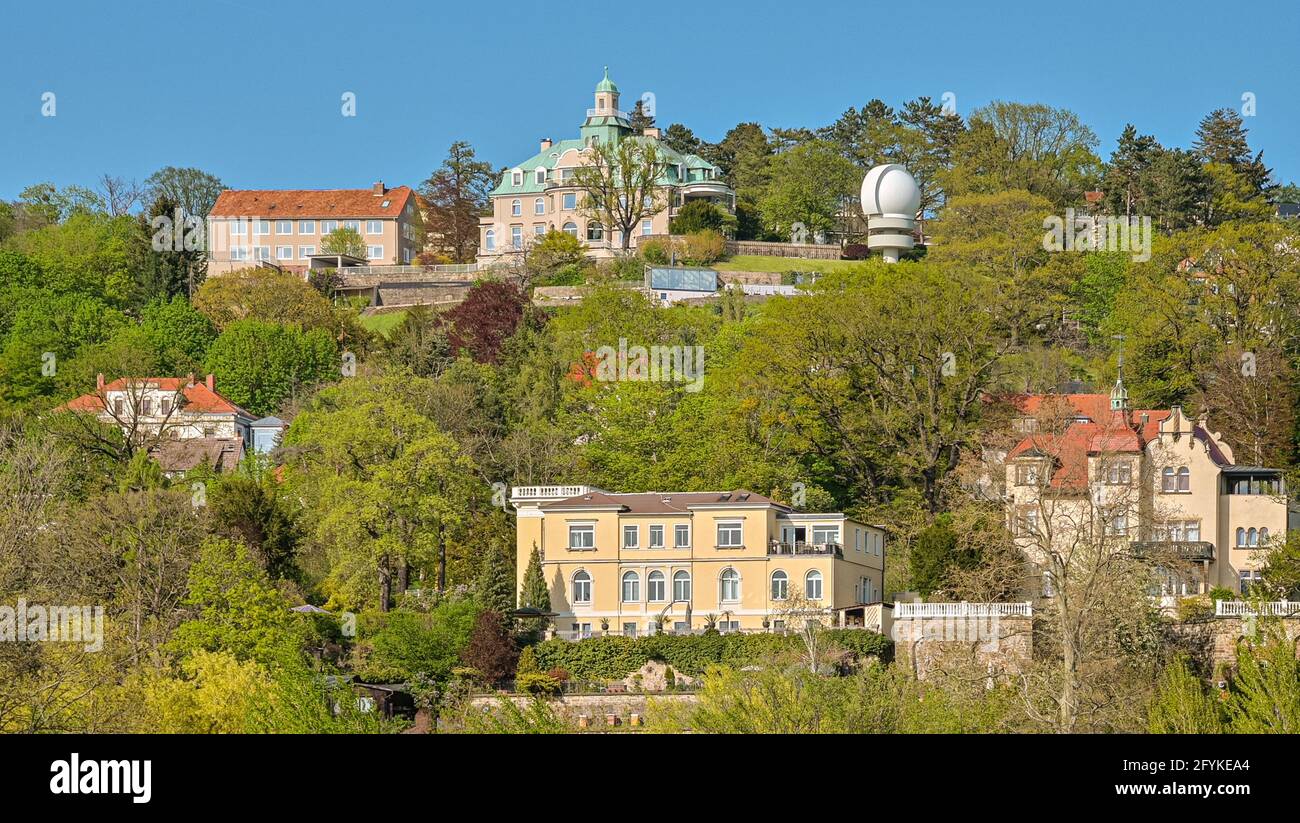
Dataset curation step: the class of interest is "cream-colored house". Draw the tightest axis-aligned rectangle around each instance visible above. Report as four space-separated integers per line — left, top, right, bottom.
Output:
206 183 421 275
1005 381 1289 596
479 69 734 263
511 486 884 638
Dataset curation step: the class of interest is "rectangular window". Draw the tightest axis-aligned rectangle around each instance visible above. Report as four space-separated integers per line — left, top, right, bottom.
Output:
230 246 249 261
254 220 270 235
568 524 594 550
1104 510 1128 536
716 521 743 548
160 397 171 415
366 219 382 235
563 192 577 210
321 220 338 234
276 246 293 260
1014 463 1040 486
674 524 690 548
812 526 840 545
1100 461 1131 485
534 224 546 236
649 525 664 548
642 219 653 236
511 226 523 249
276 220 293 235
623 525 639 549
367 245 383 259
255 246 271 260
1240 570 1263 596
622 622 637 638
1015 506 1039 537
299 245 315 258
299 219 316 234
230 219 246 236
512 171 523 186
344 219 360 232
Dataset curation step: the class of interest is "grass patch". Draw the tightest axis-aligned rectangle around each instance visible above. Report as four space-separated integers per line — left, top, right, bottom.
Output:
359 310 408 337
712 255 865 274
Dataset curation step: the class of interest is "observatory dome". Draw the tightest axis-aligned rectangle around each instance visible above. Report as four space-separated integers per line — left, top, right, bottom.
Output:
861 164 921 218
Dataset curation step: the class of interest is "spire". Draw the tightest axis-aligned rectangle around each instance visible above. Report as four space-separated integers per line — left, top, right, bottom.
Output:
595 66 618 93
1110 334 1129 411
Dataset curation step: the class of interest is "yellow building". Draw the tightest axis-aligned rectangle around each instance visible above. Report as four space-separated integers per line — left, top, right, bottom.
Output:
511 486 885 638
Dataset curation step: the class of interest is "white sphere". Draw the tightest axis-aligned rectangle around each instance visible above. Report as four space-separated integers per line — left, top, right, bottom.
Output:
861 164 921 218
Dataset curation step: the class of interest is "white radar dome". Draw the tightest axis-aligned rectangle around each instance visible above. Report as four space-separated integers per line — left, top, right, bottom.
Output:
861 164 921 218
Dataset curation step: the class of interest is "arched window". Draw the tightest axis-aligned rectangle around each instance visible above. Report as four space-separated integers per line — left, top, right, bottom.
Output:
587 222 604 241
771 570 788 600
1260 527 1270 544
511 199 521 216
562 221 578 238
805 570 823 600
1161 467 1175 492
648 570 665 602
621 571 640 603
484 229 495 251
720 568 740 602
673 570 691 602
1177 467 1190 492
534 197 545 215
1236 527 1246 547
572 570 591 604
1248 528 1259 547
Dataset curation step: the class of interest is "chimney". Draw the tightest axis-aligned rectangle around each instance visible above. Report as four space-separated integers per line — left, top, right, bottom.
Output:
206 374 215 391
186 372 195 386
372 181 385 196
96 372 105 391
643 126 661 139
540 137 553 151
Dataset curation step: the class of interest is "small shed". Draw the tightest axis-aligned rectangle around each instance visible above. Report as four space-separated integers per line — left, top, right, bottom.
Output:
645 266 718 306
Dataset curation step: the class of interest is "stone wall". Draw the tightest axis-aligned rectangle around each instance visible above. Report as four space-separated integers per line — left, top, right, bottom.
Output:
1171 617 1300 673
892 615 1033 681
465 692 697 729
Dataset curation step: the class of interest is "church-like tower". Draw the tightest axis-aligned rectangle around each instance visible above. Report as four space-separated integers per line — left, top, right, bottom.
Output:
580 67 632 147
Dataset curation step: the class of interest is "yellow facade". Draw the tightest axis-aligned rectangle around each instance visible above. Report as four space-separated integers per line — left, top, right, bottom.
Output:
512 487 885 637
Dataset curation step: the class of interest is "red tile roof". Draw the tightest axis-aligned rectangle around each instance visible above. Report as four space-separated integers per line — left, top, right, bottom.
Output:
208 185 413 219
61 376 251 417
543 490 785 513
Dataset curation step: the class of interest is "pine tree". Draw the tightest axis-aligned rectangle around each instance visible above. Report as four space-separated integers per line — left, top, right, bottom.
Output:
1102 124 1159 217
1194 108 1273 196
520 544 550 611
476 544 514 616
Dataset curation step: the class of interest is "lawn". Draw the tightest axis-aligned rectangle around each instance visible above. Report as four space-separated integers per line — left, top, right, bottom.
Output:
359 309 408 337
712 255 866 274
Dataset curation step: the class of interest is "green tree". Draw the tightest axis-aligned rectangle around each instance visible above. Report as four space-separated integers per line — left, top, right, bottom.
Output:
202 319 338 416
1148 656 1223 733
571 138 666 251
419 141 496 263
320 226 367 259
757 140 859 240
519 544 549 611
476 543 515 616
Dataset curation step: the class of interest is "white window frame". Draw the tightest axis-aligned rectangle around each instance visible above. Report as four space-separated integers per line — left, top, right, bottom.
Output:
568 523 595 550
275 219 293 235
511 226 523 249
572 570 592 604
367 245 383 259
254 219 270 236
771 570 788 600
230 219 246 236
621 571 640 603
366 219 382 235
321 220 339 234
298 245 315 258
563 192 577 210
485 229 496 251
673 570 692 602
534 197 545 215
275 245 293 260
649 524 664 548
511 199 522 216
511 170 523 186
812 525 840 545
623 524 639 549
648 570 666 602
719 568 740 602
716 520 743 548
299 219 316 234
674 523 690 548
805 570 823 600
343 219 360 232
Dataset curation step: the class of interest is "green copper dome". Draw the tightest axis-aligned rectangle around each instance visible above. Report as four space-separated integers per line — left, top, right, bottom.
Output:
595 66 618 93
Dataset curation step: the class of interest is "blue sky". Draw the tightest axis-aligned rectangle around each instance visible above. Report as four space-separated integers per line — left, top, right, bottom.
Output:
2 0 1298 199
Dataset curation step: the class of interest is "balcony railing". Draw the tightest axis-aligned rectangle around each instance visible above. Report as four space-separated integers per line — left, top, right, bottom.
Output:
895 602 1033 619
768 541 843 558
510 485 595 500
1215 600 1300 617
586 107 630 120
1130 540 1215 561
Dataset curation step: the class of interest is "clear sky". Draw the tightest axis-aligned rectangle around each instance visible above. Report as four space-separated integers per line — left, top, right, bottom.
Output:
2 0 1297 199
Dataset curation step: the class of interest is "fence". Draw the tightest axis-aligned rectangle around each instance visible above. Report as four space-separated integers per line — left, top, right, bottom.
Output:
726 240 842 260
1215 600 1300 617
894 602 1033 619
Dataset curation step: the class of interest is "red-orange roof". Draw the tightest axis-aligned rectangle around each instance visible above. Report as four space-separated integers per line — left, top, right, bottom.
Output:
208 186 413 219
61 376 251 417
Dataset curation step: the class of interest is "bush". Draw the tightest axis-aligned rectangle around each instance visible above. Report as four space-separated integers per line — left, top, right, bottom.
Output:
640 238 671 265
669 200 730 235
531 631 891 680
680 230 726 265
516 671 562 695
841 243 870 260
1177 596 1214 622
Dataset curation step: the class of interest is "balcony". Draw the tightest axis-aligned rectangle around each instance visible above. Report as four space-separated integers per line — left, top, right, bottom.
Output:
586 107 630 120
1129 540 1215 562
1215 600 1300 617
894 602 1033 619
768 541 843 558
510 485 598 501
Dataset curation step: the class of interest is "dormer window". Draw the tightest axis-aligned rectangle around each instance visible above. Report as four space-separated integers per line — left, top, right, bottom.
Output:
511 171 523 186
535 169 546 184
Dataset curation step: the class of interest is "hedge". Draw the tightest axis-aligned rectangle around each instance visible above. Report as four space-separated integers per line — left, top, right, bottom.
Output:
531 630 891 680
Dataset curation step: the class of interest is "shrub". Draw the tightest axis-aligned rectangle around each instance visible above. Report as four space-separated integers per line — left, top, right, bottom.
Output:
680 230 726 265
640 238 671 265
841 243 870 260
1177 596 1214 622
531 631 891 680
669 200 729 235
516 671 562 695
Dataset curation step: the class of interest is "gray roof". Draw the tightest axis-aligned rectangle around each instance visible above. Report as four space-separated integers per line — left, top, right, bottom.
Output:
648 266 717 293
251 416 286 428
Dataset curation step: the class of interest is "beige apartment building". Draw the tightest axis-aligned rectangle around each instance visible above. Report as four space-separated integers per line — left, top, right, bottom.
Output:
511 486 885 638
206 183 420 275
479 69 734 263
1005 380 1289 597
